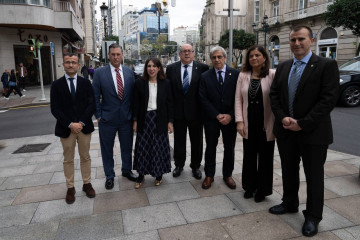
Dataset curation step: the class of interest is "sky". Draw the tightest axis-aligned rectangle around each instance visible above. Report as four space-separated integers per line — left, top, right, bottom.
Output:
97 0 207 34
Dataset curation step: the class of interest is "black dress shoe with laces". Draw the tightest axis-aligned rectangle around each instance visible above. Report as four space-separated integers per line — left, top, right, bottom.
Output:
105 178 114 190
122 171 137 182
192 168 202 179
269 204 298 215
302 220 318 237
172 167 183 177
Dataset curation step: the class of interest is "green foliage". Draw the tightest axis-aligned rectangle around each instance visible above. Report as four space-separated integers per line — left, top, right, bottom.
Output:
103 35 119 42
140 39 153 57
165 41 178 55
152 35 167 58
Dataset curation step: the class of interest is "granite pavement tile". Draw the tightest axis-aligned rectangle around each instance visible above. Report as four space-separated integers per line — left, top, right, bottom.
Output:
122 202 186 234
177 195 242 223
343 158 360 168
31 196 94 223
0 221 59 240
145 182 199 205
0 177 5 185
55 211 124 240
332 225 360 240
190 176 241 198
0 157 25 168
324 175 360 196
0 203 39 228
288 231 341 240
23 153 63 164
0 172 53 190
0 188 21 206
324 161 359 177
326 151 356 162
33 161 63 174
325 195 360 224
159 219 230 240
93 189 149 214
49 168 96 184
0 164 37 177
103 230 160 240
219 210 299 240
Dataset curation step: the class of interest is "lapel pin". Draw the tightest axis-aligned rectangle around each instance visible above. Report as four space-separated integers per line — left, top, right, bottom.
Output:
196 67 198 69
229 73 232 76
311 64 314 67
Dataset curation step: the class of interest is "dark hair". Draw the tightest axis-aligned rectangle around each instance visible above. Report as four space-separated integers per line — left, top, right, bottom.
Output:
63 53 79 61
142 58 166 81
290 25 313 39
242 45 270 78
108 43 123 53
10 69 15 76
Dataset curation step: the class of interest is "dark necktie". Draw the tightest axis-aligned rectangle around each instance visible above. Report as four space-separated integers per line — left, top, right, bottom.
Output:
183 64 189 94
288 61 303 117
115 68 124 100
218 71 224 90
68 77 76 100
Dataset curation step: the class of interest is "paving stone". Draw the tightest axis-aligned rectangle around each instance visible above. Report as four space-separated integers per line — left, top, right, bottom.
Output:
122 202 186 234
24 153 63 164
324 161 359 177
190 176 240 198
146 182 199 205
0 164 37 177
177 195 242 223
103 230 160 240
33 161 63 174
325 175 360 196
343 158 360 168
55 211 123 240
49 168 96 184
332 225 360 240
326 151 355 162
219 210 299 240
282 231 341 240
279 205 354 234
0 177 6 185
0 188 21 206
0 203 39 228
226 190 282 213
0 157 25 168
0 172 53 190
325 195 360 224
158 219 230 240
12 183 66 205
93 189 149 214
31 196 94 223
0 220 59 240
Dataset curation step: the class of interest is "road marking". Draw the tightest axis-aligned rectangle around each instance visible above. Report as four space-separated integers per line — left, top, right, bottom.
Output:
9 104 50 110
0 110 8 113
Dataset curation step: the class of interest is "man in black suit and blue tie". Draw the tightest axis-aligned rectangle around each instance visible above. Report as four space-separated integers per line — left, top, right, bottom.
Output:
50 53 96 204
199 46 240 190
269 26 339 237
92 43 137 190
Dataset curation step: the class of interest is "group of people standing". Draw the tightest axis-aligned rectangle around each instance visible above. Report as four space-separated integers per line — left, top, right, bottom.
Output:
1 62 27 99
50 25 339 238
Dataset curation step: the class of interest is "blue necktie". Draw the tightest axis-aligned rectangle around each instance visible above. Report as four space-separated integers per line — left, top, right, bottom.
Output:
69 77 76 100
288 61 303 117
218 71 224 91
183 65 189 94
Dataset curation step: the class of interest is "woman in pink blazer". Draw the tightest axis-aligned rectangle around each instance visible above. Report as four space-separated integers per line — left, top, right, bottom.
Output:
234 45 276 202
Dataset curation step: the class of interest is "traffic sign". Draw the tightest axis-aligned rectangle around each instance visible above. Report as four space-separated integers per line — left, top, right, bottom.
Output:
50 42 55 55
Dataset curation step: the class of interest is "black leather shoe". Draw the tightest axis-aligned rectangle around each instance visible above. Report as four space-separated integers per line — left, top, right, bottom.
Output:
244 191 253 199
122 171 137 182
105 178 114 190
172 167 183 177
192 169 202 180
302 220 318 237
269 204 298 215
254 194 265 203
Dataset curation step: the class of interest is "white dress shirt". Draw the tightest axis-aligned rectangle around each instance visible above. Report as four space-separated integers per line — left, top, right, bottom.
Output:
147 82 157 111
65 73 77 92
181 61 193 84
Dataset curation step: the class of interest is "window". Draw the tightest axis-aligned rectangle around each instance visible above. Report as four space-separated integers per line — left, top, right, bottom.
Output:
254 0 260 22
273 1 279 17
299 0 307 15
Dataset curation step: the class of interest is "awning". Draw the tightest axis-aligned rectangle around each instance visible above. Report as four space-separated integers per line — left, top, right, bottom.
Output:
61 36 80 49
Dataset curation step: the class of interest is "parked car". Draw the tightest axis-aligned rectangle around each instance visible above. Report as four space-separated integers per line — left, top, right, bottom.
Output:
339 56 360 107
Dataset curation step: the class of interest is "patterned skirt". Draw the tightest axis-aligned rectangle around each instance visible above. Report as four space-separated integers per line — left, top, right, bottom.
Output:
133 110 171 177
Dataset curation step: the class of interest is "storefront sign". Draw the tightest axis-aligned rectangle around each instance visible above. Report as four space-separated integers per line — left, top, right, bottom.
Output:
17 29 49 43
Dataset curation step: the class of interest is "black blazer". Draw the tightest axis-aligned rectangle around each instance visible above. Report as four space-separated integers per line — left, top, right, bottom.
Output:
50 76 96 138
133 77 174 134
199 66 240 122
167 61 209 120
270 53 339 145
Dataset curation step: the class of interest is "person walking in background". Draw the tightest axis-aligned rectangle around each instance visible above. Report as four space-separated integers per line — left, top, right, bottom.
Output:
1 69 9 96
132 57 173 188
199 46 239 190
92 43 137 190
50 53 96 204
16 62 27 92
234 45 276 203
4 69 24 99
81 64 89 79
167 44 209 180
88 65 95 80
269 26 339 237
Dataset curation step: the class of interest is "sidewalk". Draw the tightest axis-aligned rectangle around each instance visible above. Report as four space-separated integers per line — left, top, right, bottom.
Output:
0 86 360 239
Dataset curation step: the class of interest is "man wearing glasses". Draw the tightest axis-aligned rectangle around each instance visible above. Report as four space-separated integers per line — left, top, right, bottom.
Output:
199 46 239 189
167 44 209 179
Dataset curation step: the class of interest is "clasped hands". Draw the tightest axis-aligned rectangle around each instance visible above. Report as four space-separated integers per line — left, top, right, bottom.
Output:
217 114 231 125
282 117 302 131
70 122 83 134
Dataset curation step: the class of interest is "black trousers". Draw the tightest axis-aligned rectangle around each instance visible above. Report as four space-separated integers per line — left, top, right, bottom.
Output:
277 134 328 223
203 120 237 178
5 85 22 97
173 119 203 169
242 136 274 196
19 76 26 90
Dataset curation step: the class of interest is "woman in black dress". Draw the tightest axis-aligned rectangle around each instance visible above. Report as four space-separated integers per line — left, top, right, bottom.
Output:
132 57 173 189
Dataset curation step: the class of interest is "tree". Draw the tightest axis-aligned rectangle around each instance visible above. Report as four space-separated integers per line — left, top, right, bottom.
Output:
140 39 153 58
99 35 119 62
164 41 178 57
324 0 360 54
219 29 256 67
152 35 167 58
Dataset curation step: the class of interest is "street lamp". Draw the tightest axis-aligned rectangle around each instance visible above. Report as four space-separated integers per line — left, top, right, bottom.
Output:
252 22 259 45
252 15 270 50
100 2 109 37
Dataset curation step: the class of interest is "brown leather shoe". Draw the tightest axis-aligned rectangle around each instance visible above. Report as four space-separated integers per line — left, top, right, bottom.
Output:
223 177 236 189
82 183 96 198
202 176 214 189
66 187 76 204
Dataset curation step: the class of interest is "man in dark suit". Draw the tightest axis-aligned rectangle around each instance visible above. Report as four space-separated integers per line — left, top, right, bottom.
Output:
92 43 137 190
199 46 239 190
269 26 339 237
50 53 96 204
167 44 209 179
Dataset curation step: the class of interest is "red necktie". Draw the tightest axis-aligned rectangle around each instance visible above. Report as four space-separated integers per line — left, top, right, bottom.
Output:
115 68 124 100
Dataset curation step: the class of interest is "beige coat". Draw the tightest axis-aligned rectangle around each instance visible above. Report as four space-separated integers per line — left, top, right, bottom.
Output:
234 69 276 141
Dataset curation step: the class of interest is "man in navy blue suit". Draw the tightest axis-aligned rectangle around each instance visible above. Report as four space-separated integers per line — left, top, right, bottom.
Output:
92 43 137 190
50 53 96 204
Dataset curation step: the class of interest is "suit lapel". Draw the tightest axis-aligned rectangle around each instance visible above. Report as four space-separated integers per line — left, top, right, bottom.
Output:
212 68 222 94
175 62 183 92
187 62 199 93
105 65 117 95
296 54 318 96
61 76 73 98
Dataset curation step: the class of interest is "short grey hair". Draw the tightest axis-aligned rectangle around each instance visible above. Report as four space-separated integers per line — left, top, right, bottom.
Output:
180 43 193 51
210 46 227 59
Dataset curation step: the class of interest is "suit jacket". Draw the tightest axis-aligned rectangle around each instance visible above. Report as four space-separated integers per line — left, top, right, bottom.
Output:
50 75 96 138
270 53 339 145
199 66 240 122
167 61 209 121
16 66 27 78
92 64 135 124
133 78 173 134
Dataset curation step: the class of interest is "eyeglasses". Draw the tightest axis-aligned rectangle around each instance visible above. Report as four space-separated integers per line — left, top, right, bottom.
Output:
64 61 79 65
181 50 194 53
211 55 224 60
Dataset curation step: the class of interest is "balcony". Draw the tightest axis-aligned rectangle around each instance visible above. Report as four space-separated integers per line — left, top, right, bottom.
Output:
267 16 283 26
283 2 333 22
